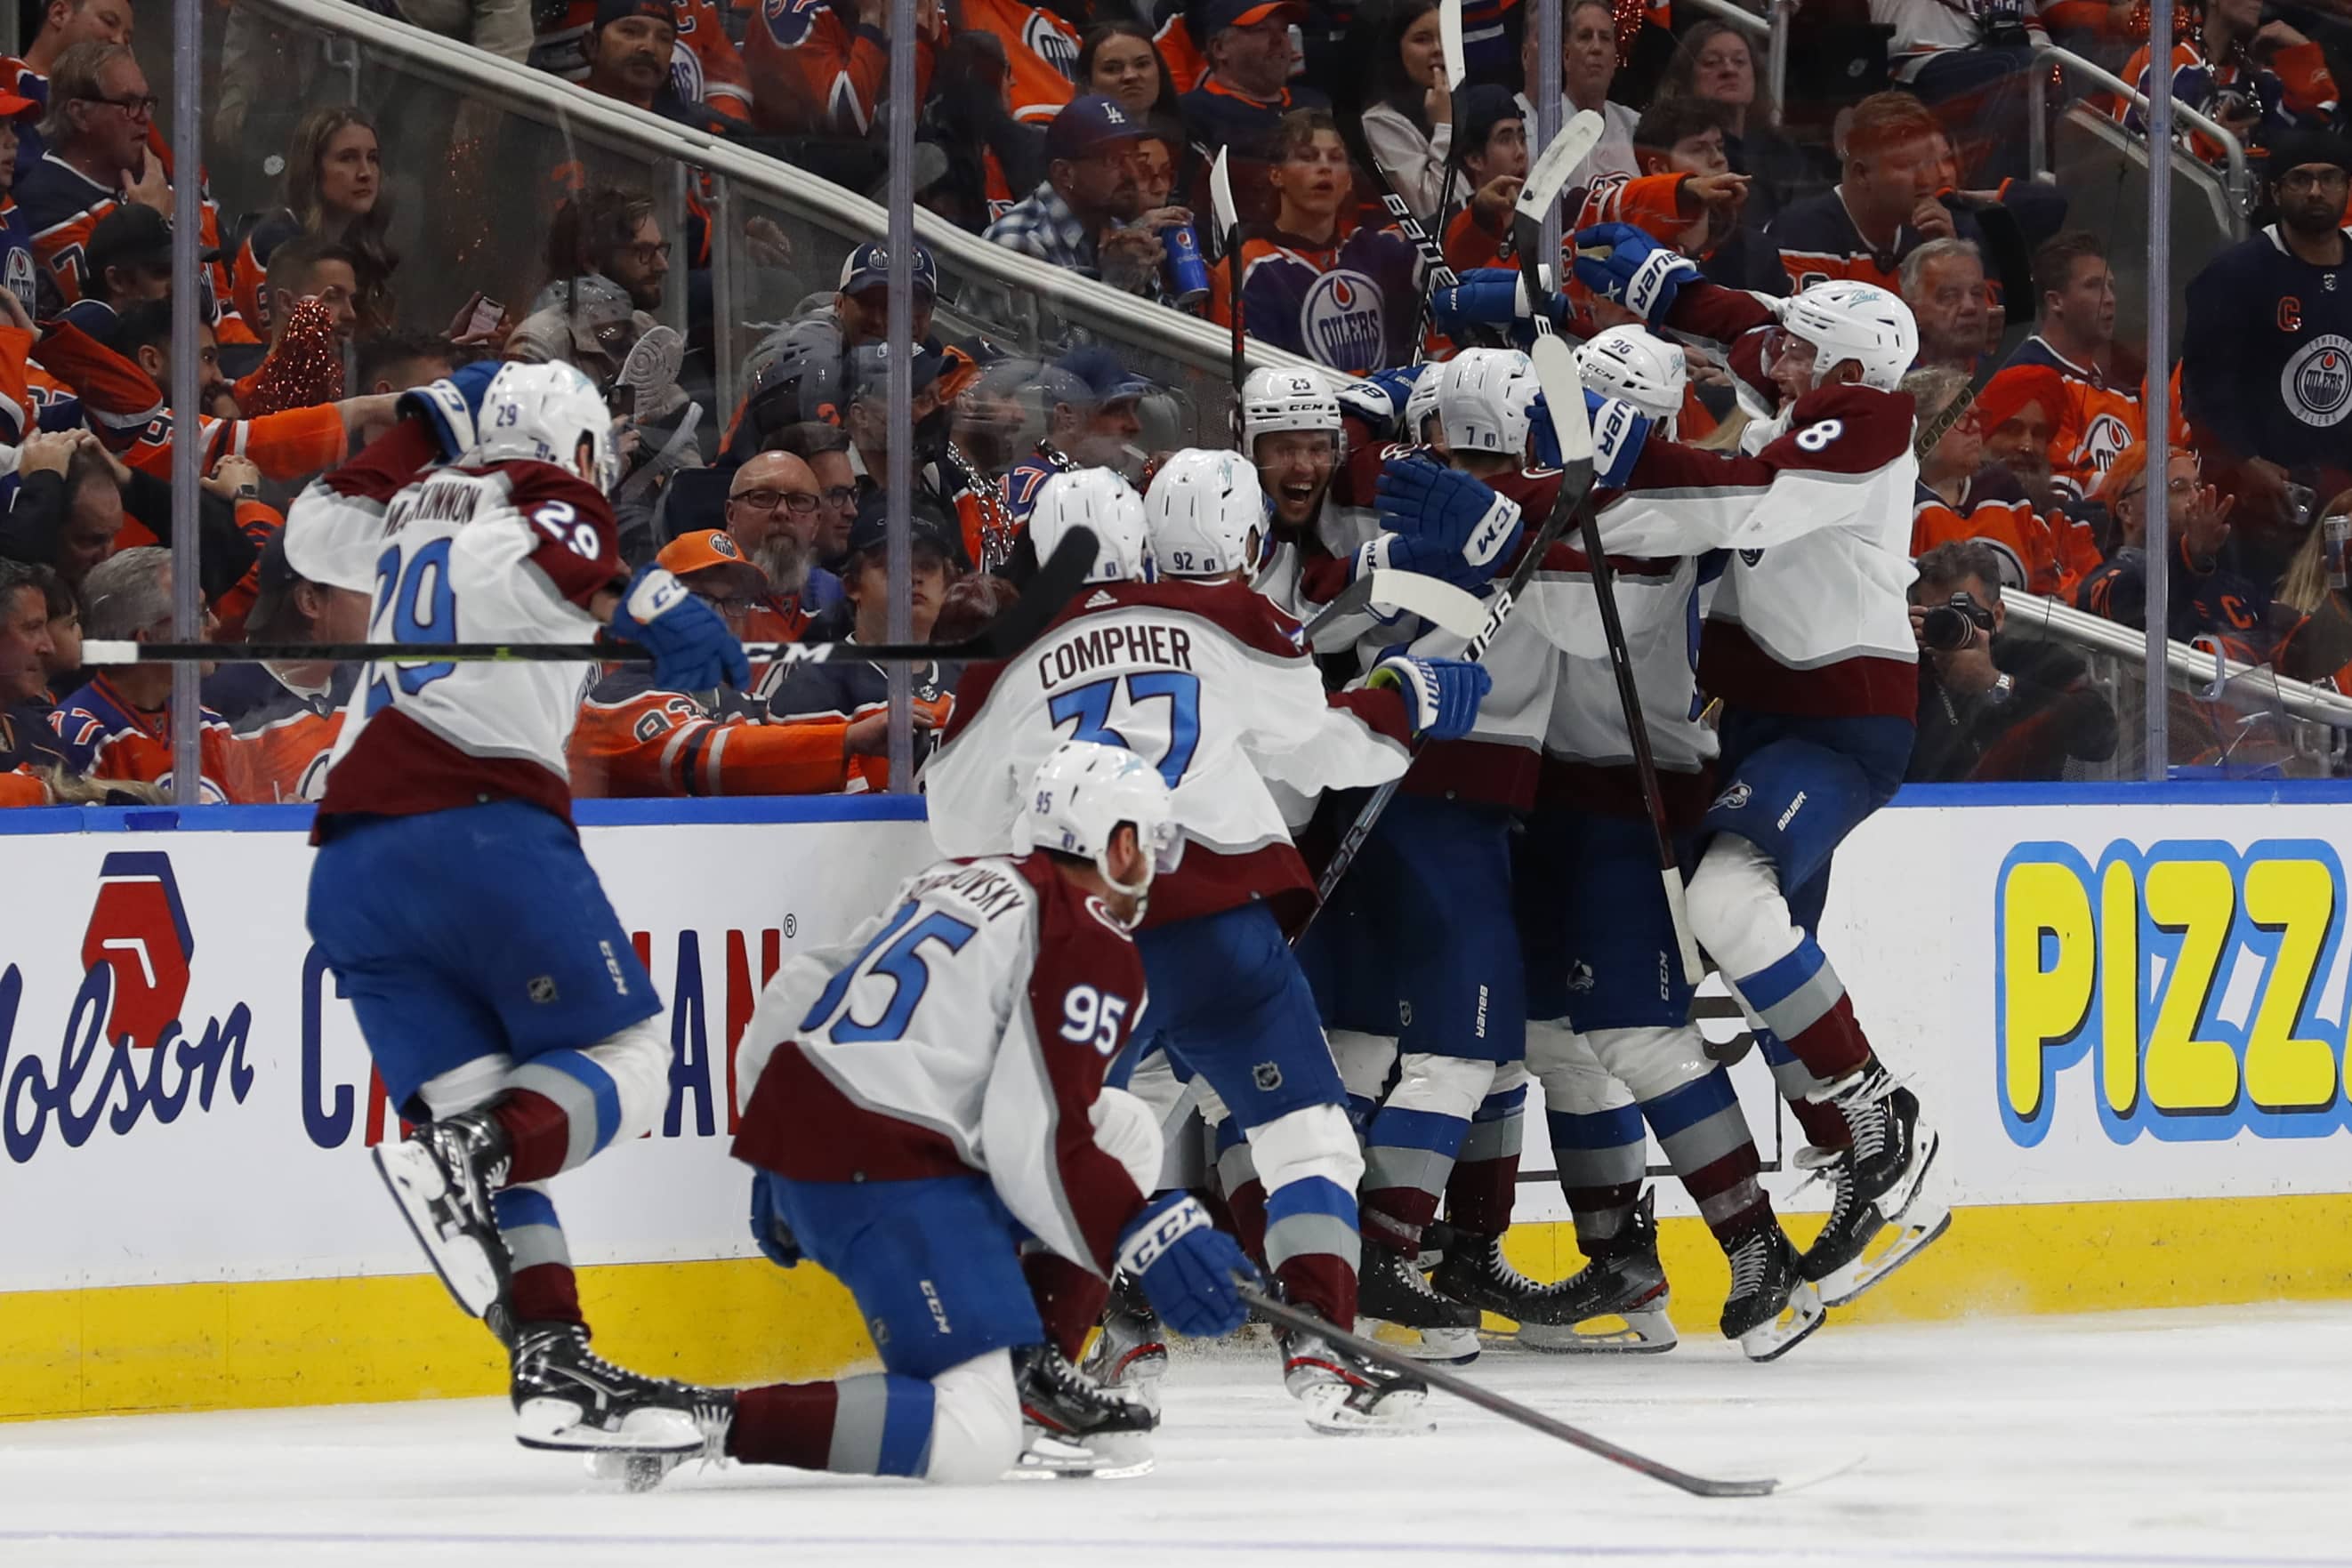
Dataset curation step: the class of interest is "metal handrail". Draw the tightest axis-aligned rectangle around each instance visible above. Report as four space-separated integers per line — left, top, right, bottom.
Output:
1674 0 1790 129
239 0 1333 387
2026 42 2253 215
2003 588 2352 730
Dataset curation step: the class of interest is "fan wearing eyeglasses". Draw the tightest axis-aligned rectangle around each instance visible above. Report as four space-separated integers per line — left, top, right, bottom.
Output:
569 529 886 799
16 41 246 337
2078 442 2276 662
723 451 848 656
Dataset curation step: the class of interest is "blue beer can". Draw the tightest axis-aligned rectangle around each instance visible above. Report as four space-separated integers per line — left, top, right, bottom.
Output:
1163 221 1211 305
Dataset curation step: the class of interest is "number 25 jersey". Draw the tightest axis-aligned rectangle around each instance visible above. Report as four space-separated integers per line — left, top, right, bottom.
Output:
282 420 630 829
733 851 1152 1275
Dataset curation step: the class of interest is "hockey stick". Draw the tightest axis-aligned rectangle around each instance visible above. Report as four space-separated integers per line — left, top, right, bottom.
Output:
1293 342 1599 939
87 526 1102 669
1305 567 1491 642
1239 1282 1851 1498
1504 109 1606 342
1524 332 1705 985
1210 149 1244 415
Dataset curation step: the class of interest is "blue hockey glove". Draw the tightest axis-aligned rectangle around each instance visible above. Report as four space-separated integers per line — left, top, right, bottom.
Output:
1586 391 1654 488
1369 650 1493 740
607 563 753 692
1571 222 1700 327
1528 390 1563 470
1430 268 1526 336
396 358 505 463
1334 363 1425 436
1117 1194 1251 1339
748 1177 803 1269
1373 454 1525 581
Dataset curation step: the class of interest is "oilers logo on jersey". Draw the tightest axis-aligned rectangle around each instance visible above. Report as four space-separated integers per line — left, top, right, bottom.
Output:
4 247 34 313
2280 334 2352 428
2080 411 2134 476
1301 272 1387 372
1025 11 1081 78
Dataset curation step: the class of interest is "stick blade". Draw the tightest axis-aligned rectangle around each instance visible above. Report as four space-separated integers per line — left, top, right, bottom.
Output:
1528 333 1592 467
954 524 1099 660
1518 108 1607 224
1438 0 1466 90
1208 148 1238 239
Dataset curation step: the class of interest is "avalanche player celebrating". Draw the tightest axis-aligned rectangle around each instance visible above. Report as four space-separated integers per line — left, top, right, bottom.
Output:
925 453 1492 1433
286 361 753 1457
1565 225 1953 1307
689 742 1251 1486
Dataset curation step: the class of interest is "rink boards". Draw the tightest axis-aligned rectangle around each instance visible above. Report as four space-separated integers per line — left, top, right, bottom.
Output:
4 784 2352 1419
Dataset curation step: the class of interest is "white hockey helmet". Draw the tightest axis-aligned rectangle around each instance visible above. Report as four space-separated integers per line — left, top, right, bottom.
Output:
1432 348 1538 459
1016 738 1185 912
467 361 620 492
1239 366 1342 454
1575 326 1688 429
1029 468 1154 584
1780 279 1919 393
1144 447 1270 578
1404 369 1443 443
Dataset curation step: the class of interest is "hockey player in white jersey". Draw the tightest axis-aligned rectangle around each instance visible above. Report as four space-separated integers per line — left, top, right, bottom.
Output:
1511 324 1824 1362
1567 227 1953 1305
288 361 753 1456
925 449 1491 1433
696 741 1250 1485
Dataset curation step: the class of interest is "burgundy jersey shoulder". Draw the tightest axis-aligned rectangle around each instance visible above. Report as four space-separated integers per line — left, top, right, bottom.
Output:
1754 384 1917 476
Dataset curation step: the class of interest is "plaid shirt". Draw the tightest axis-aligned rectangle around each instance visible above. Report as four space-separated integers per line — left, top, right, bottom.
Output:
983 182 1101 277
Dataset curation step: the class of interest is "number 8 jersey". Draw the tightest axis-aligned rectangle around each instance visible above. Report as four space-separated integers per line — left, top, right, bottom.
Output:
923 577 1417 930
283 420 630 830
734 852 1155 1275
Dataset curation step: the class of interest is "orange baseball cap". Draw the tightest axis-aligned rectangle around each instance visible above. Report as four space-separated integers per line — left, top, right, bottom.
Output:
656 529 769 594
0 91 38 121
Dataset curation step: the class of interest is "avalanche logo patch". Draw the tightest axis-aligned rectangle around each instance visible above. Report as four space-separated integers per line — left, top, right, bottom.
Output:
1301 270 1385 373
2281 334 2352 428
1714 782 1752 811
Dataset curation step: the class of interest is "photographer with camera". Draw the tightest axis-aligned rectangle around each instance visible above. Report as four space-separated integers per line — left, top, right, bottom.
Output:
1907 541 2119 782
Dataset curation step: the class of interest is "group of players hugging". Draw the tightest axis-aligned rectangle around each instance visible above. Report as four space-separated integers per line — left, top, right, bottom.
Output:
283 214 1953 1488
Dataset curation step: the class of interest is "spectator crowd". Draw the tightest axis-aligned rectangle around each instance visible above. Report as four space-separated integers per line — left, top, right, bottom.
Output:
2 0 2350 804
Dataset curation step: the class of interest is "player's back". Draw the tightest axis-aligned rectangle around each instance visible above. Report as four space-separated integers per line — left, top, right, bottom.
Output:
924 576 1410 925
316 458 626 825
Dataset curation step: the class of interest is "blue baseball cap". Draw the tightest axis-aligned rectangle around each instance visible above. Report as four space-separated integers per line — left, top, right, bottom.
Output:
838 240 938 299
1046 94 1148 163
1053 346 1155 407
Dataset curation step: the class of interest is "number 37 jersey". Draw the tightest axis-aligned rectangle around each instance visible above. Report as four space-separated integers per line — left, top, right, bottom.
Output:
283 422 630 828
733 852 1154 1275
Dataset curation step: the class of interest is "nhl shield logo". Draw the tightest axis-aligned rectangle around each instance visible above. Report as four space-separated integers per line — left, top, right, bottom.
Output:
2282 335 2352 429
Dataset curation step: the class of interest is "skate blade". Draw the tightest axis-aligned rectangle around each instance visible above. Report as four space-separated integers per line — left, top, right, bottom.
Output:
372 1143 503 1318
1879 1127 1943 1226
1294 1384 1436 1436
1817 1201 1953 1308
1736 1281 1826 1363
1362 1318 1482 1365
1005 1429 1156 1480
584 1449 694 1492
1514 1307 1679 1355
516 1398 705 1453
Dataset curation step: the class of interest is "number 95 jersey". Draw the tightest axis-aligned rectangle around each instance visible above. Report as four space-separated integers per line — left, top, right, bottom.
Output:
733 852 1155 1275
286 422 630 828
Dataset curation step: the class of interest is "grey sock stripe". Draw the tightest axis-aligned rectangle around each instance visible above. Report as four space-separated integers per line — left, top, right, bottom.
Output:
827 1372 892 1475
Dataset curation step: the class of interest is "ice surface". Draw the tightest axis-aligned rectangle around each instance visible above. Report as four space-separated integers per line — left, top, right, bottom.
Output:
4 1304 2348 1568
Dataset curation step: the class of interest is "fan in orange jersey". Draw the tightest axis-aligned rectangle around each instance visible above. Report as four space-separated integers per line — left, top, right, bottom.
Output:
1979 230 2162 504
570 530 878 799
1906 365 2102 600
2118 0 2338 165
535 0 753 123
745 0 940 135
201 532 366 804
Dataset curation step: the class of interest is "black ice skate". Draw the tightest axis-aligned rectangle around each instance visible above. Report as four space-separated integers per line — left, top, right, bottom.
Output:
584 1389 735 1492
1512 1190 1679 1355
1013 1344 1157 1479
511 1322 710 1454
1428 1224 1559 1333
1279 1311 1435 1435
371 1109 512 1318
1078 1273 1169 1411
1800 1064 1953 1307
1357 1244 1483 1364
1718 1222 1825 1362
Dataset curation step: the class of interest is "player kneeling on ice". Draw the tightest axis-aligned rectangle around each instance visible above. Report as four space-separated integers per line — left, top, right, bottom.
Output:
924 456 1492 1435
289 361 753 1457
684 742 1250 1486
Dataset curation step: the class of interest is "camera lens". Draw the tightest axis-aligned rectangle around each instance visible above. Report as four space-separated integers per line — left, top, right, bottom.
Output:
1921 606 1972 652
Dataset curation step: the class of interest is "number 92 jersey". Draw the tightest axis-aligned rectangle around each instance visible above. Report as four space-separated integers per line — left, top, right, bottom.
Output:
286 422 630 826
733 852 1154 1275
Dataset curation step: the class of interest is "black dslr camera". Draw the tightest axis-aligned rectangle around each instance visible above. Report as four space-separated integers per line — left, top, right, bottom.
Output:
1921 592 1996 653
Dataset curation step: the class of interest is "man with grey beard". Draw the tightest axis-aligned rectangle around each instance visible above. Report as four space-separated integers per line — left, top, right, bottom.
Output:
723 451 845 649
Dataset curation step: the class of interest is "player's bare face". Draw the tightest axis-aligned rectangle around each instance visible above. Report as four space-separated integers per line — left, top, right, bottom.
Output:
317 124 381 218
0 587 52 708
1088 34 1161 117
1764 329 1816 406
1256 430 1336 527
1273 132 1350 230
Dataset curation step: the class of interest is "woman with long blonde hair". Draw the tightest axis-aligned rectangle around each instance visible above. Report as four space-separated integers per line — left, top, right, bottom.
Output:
232 106 400 338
